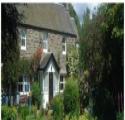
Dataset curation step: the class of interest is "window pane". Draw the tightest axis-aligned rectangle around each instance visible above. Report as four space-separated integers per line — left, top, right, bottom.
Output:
21 38 25 46
21 30 26 38
43 32 48 40
62 44 65 51
18 84 23 92
25 85 29 92
43 41 47 49
62 37 65 43
60 83 63 90
20 29 26 47
60 76 63 82
62 37 66 52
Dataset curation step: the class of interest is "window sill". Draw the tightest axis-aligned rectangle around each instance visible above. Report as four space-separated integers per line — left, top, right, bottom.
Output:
62 51 66 55
21 46 26 51
43 49 48 53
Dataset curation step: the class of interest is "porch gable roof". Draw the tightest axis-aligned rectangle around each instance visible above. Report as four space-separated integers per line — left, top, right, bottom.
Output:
38 53 60 72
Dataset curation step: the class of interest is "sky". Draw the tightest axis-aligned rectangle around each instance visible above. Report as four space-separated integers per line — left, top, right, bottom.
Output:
72 3 100 23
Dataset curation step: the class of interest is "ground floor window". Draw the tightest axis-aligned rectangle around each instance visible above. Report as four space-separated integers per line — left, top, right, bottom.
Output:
25 84 30 92
60 75 65 91
17 75 30 92
18 84 23 92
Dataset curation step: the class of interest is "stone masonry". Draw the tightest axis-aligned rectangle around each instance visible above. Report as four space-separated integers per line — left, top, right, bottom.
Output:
19 26 77 73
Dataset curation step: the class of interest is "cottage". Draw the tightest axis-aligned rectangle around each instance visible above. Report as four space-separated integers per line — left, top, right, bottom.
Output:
17 3 78 108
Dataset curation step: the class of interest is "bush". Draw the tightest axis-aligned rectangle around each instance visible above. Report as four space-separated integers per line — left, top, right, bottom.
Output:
64 76 80 117
18 106 29 120
32 82 41 109
117 112 123 120
31 105 37 118
52 94 64 120
80 110 97 120
92 87 116 120
2 105 17 120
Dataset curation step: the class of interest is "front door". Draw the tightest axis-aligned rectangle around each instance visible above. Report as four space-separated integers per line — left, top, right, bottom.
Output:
49 72 53 102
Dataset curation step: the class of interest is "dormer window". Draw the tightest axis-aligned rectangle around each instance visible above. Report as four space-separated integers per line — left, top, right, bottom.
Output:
62 37 66 55
20 29 26 50
43 32 48 53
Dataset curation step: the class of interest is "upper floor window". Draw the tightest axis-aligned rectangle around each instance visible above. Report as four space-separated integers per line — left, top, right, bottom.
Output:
62 37 66 55
42 32 48 53
20 29 26 50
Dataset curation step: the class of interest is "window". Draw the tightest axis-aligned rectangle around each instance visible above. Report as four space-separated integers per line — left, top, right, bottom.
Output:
60 76 65 91
25 84 29 92
18 84 23 92
20 29 26 50
62 37 66 54
18 75 30 92
42 32 48 52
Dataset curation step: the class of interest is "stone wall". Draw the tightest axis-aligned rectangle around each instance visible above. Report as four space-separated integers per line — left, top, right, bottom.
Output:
19 27 77 73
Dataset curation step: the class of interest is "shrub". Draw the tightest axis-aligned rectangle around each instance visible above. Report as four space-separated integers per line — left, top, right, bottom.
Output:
32 82 41 109
92 87 116 120
117 112 123 120
64 111 97 120
64 76 80 117
80 110 97 120
52 94 64 120
31 105 37 118
37 111 45 120
2 105 17 120
18 106 29 120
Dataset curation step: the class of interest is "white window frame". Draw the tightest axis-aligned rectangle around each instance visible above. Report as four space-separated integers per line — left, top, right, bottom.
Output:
62 37 66 55
43 32 48 53
20 29 26 50
17 75 30 92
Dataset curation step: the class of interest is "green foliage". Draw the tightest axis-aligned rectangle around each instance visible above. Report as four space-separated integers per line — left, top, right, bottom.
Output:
79 70 90 112
64 77 80 117
18 106 45 120
79 4 123 119
92 87 116 120
2 4 22 105
64 110 97 120
18 106 29 120
2 4 21 63
19 58 32 75
52 94 64 120
68 4 81 37
80 110 97 120
67 46 79 76
2 105 17 120
32 82 41 109
116 112 124 120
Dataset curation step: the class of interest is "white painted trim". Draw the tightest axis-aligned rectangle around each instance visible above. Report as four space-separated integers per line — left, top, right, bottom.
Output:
43 47 48 53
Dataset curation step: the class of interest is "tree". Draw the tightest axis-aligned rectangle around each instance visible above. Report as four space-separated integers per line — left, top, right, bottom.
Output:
79 3 123 119
68 4 81 37
2 4 22 105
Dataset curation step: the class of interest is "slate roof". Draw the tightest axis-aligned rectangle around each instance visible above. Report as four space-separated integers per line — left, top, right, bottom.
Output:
17 4 77 37
39 53 60 72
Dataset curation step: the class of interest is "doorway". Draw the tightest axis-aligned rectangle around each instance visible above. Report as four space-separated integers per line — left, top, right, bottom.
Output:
49 72 53 102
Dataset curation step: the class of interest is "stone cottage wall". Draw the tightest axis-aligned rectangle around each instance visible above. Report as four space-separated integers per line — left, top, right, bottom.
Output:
19 27 77 70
